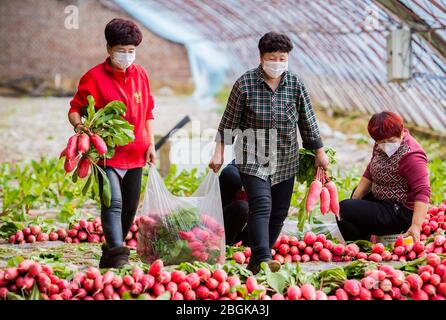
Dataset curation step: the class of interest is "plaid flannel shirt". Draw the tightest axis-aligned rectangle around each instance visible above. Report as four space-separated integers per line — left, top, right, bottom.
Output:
216 65 323 186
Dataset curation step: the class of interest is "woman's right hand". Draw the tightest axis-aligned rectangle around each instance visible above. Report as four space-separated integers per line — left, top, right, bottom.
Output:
209 149 224 173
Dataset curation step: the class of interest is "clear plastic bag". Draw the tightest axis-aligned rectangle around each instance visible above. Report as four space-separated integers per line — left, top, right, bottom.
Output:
283 213 346 243
136 165 225 265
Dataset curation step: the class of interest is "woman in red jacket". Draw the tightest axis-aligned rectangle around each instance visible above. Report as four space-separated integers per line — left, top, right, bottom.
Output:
337 111 431 243
68 18 156 268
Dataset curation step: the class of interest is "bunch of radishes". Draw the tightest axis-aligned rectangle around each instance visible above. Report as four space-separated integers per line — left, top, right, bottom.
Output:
305 168 339 217
8 217 140 249
137 213 225 265
61 132 107 178
0 260 70 300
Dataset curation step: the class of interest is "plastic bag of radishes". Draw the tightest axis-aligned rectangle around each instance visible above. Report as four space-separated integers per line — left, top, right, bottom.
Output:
136 164 225 266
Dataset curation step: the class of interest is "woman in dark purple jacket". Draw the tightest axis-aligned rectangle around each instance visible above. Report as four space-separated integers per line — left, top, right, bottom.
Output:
337 111 431 242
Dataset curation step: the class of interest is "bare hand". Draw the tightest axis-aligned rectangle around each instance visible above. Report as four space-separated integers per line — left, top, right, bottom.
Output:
209 151 223 173
74 124 86 134
315 149 329 170
146 145 157 165
403 224 421 243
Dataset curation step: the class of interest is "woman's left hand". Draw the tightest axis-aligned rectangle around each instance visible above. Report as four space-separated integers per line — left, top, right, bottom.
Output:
146 145 157 165
314 148 329 170
404 224 421 242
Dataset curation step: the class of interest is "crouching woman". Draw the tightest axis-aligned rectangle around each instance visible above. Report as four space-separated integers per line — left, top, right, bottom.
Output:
337 111 431 243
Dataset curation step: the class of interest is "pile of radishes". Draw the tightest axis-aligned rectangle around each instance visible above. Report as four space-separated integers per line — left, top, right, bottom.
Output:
232 233 368 264
420 202 446 240
305 168 339 217
8 217 140 249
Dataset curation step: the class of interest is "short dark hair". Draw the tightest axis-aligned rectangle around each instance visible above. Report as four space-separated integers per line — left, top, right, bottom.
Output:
368 111 404 141
105 18 143 47
258 32 293 55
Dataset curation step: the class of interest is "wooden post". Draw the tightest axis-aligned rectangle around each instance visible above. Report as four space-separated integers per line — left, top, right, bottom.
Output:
158 139 171 177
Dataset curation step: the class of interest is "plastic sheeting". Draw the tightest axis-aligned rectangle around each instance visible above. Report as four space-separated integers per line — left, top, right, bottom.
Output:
115 0 446 131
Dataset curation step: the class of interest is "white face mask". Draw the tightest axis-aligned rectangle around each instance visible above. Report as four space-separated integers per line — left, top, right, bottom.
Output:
111 51 136 70
378 142 401 157
262 60 288 78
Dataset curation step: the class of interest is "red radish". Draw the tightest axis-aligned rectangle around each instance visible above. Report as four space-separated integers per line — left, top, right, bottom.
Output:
66 135 79 159
437 283 446 296
246 276 258 293
140 275 155 291
131 267 144 282
304 246 314 256
429 274 441 286
5 268 18 281
371 288 385 299
278 243 290 255
300 284 316 300
344 280 361 297
217 282 230 296
28 263 42 278
17 260 34 274
196 285 210 299
345 243 360 257
67 229 78 238
172 292 184 300
205 278 218 290
122 275 134 287
184 290 196 300
335 288 349 300
64 157 79 173
325 180 340 216
171 270 187 284
0 288 9 299
77 133 90 153
359 287 372 300
77 231 87 241
56 229 67 239
313 241 324 253
394 235 404 248
290 246 299 256
332 243 345 256
435 264 446 277
30 225 41 235
407 251 417 261
243 247 251 257
298 241 307 250
148 259 163 277
186 273 200 289
152 283 165 297
85 267 100 280
87 234 100 243
406 274 423 292
356 252 368 260
320 187 330 214
305 179 323 213
48 232 58 241
413 241 424 253
379 279 392 292
64 237 73 243
400 282 410 295
426 253 441 267
37 273 51 289
9 235 16 244
303 232 317 246
411 289 429 300
212 269 227 283
287 285 301 300
292 254 301 262
178 281 192 293
394 246 405 256
434 235 446 247
77 156 91 178
227 276 241 288
361 276 376 289
289 236 299 246
390 270 405 287
319 248 332 262
420 271 431 283
15 230 24 242
232 251 246 264
372 243 385 254
315 290 327 300
368 253 383 262
91 134 107 155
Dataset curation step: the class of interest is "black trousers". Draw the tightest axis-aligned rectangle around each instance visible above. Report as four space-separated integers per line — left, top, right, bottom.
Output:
98 167 142 248
336 192 413 241
219 162 249 245
240 173 295 265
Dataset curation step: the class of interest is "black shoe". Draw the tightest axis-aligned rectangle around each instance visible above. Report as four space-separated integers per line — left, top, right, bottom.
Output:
267 260 281 272
99 243 110 269
107 246 130 268
247 262 261 275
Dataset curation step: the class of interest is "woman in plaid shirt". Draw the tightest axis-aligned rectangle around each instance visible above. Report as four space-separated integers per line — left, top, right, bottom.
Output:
210 32 329 274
